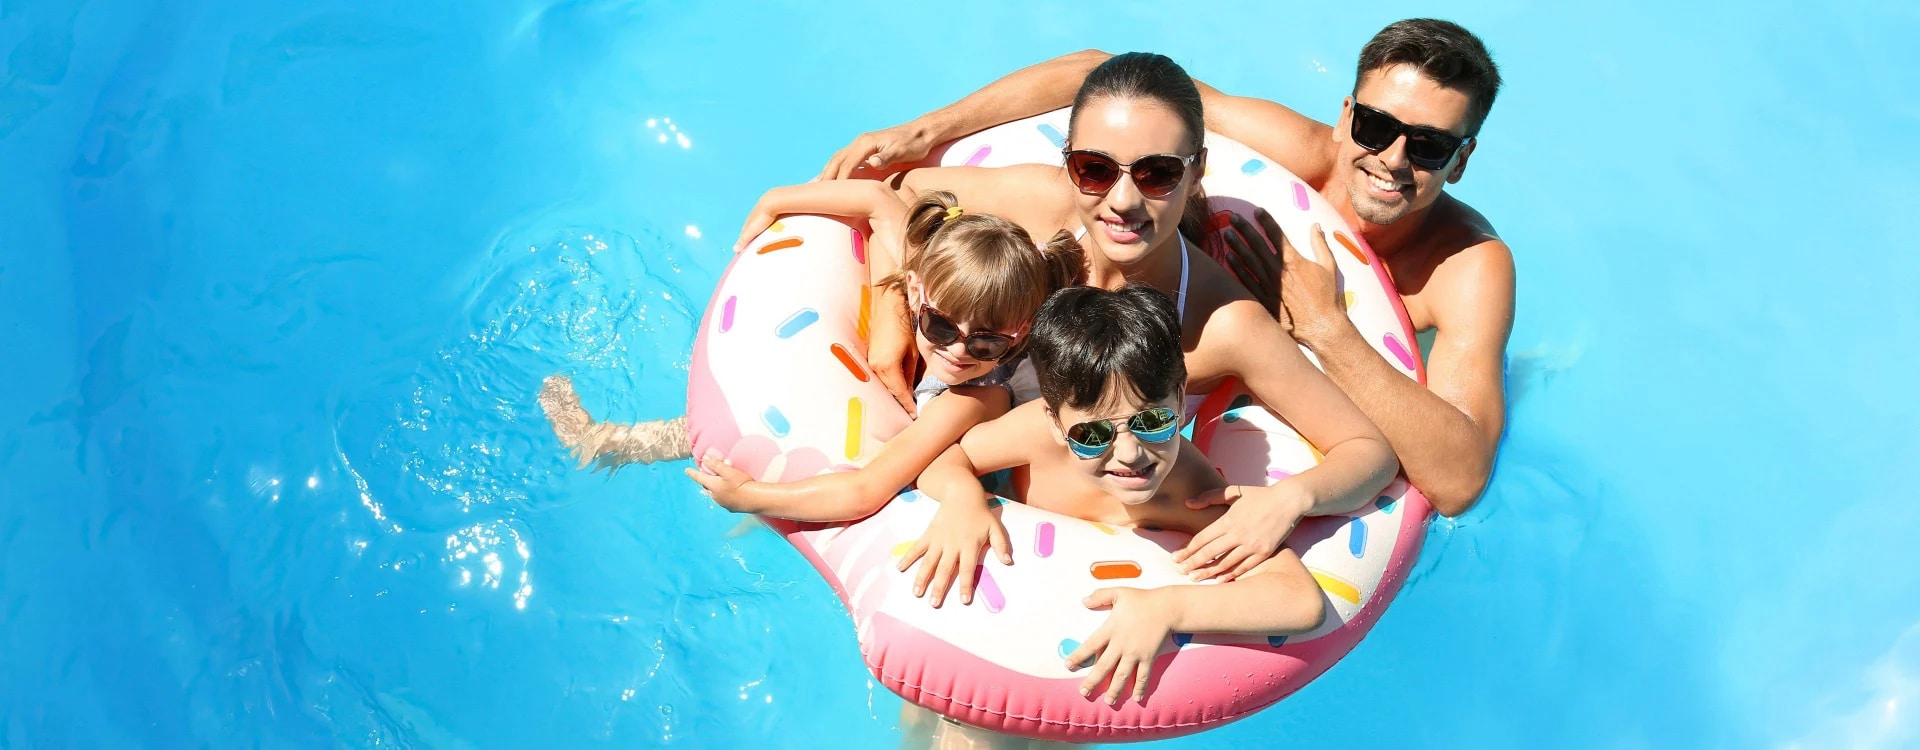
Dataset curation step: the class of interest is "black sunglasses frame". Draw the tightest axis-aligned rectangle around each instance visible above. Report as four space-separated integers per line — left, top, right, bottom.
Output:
914 304 1018 362
1348 101 1472 170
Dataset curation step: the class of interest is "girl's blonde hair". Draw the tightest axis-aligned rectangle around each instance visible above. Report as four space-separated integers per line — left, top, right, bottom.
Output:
880 190 1085 338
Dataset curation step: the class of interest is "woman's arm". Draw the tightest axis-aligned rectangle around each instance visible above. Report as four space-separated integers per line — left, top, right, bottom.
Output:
1067 550 1324 705
1175 303 1398 580
687 386 1009 522
734 179 909 262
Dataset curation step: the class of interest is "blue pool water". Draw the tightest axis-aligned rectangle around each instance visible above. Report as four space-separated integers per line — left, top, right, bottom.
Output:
4 1 1918 747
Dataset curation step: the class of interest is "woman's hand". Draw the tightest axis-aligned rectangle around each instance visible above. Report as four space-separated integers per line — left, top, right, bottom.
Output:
866 289 920 417
895 498 1013 608
734 189 788 253
1065 587 1178 706
685 453 759 513
1174 483 1312 582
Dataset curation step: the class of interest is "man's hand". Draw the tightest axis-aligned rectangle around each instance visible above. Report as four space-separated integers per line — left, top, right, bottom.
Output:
1218 209 1282 315
1275 223 1352 348
1175 483 1312 582
819 121 939 181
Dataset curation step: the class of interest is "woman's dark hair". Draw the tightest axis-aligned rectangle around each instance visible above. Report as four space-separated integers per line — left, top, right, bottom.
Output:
1029 284 1186 412
1357 19 1502 133
1067 52 1212 250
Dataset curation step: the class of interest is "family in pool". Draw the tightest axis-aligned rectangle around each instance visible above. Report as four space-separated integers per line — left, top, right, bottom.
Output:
540 17 1512 748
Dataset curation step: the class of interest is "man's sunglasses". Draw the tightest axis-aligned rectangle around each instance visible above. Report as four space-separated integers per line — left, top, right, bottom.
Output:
1062 149 1201 200
915 304 1019 362
1064 406 1181 460
1348 102 1472 170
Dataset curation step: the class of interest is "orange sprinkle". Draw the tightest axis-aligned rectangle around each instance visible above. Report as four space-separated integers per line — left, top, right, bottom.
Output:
831 343 869 382
756 237 804 254
856 285 872 343
1090 561 1143 580
1332 232 1368 265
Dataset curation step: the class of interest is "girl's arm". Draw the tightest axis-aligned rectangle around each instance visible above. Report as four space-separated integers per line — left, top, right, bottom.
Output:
686 386 1009 522
1066 549 1325 706
899 401 1051 606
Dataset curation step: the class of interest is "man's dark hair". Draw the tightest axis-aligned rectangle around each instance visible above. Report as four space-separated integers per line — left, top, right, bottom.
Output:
1029 285 1186 412
1357 19 1502 134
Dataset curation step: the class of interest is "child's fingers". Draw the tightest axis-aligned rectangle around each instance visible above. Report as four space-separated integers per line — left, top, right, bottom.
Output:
897 538 931 574
1065 629 1108 672
928 552 960 608
1103 657 1137 706
989 522 1013 566
1079 648 1122 699
912 547 942 597
1131 659 1155 704
956 546 979 605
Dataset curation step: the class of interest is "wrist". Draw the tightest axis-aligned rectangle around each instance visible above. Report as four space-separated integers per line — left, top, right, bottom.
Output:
1299 314 1361 355
1151 587 1192 631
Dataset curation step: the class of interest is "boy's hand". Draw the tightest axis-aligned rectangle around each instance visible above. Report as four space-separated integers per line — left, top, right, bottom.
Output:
685 453 759 513
1066 587 1177 706
1176 483 1311 582
896 498 1013 608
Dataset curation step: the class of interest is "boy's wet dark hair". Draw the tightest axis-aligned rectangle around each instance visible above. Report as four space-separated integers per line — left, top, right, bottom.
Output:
1030 285 1186 412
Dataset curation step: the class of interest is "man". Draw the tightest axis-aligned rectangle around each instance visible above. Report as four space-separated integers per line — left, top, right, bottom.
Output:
820 19 1512 517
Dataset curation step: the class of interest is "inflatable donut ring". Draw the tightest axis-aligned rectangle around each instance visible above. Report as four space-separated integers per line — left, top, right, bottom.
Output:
687 108 1433 743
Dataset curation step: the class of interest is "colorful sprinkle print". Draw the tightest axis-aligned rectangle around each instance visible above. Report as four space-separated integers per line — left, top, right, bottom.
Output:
1230 394 1254 411
761 406 790 438
1376 495 1396 514
1347 516 1367 558
976 567 1005 613
1343 290 1357 309
776 308 819 338
964 145 992 166
1034 522 1055 558
830 343 869 382
1267 468 1294 481
1090 561 1143 580
768 220 785 233
720 296 737 332
1210 210 1234 232
1173 633 1194 647
1086 521 1117 535
1332 231 1369 265
857 286 871 343
1291 182 1311 211
1267 635 1288 647
1240 158 1266 176
1383 333 1417 371
844 398 863 460
1059 639 1094 669
756 237 803 255
892 540 913 557
1037 123 1066 148
850 228 865 264
1310 568 1361 605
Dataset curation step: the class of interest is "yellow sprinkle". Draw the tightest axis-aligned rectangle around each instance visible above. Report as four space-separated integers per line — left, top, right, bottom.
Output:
1343 290 1357 310
891 540 913 557
845 398 864 460
1310 569 1361 605
1087 521 1117 535
769 220 786 233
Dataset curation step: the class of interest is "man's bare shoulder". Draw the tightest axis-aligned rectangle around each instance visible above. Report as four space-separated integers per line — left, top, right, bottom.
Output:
1424 198 1516 327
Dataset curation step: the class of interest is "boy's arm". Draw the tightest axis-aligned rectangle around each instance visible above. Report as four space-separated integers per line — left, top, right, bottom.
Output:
687 387 1007 522
901 402 1048 606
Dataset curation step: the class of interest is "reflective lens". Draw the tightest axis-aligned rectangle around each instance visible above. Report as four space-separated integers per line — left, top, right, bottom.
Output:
1065 406 1181 459
916 305 1016 361
1063 150 1198 199
1348 102 1470 170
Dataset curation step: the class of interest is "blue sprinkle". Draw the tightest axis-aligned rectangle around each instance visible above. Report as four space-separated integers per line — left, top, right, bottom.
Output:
1229 394 1254 411
1240 158 1267 176
1173 633 1193 647
988 496 1008 508
1348 516 1367 558
1058 638 1094 668
1375 496 1395 514
897 490 919 502
775 308 819 339
761 406 790 437
1037 123 1067 149
1267 635 1288 647
1223 409 1240 424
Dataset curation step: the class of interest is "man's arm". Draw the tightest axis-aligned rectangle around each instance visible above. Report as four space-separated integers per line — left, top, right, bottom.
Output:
1302 239 1514 516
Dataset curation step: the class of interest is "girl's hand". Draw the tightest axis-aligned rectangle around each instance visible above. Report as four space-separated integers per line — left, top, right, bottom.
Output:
896 499 1013 608
1065 587 1178 706
685 453 759 513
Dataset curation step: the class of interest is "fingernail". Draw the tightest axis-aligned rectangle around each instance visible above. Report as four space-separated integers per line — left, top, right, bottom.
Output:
1079 687 1090 697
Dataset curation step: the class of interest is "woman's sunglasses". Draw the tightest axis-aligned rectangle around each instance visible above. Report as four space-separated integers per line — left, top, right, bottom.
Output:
1062 149 1201 200
1348 102 1472 170
1063 406 1181 460
915 304 1019 361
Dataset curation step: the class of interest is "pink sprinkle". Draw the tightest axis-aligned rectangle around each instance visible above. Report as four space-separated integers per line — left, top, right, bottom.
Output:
977 566 1006 613
1267 469 1294 480
964 145 992 166
1383 333 1416 371
720 296 737 332
1034 522 1055 558
850 228 865 264
1291 182 1311 211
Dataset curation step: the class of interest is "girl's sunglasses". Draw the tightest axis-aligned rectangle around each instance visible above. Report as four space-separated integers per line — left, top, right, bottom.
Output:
1348 102 1472 170
1062 149 1201 199
915 304 1019 361
1063 406 1181 460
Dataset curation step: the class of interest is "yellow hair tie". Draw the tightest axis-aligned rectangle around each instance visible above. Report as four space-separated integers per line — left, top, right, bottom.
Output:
943 205 964 222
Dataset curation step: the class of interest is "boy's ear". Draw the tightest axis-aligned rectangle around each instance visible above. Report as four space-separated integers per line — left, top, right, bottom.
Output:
1043 407 1067 446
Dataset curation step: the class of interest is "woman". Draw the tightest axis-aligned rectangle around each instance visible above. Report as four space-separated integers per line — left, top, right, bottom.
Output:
829 53 1399 582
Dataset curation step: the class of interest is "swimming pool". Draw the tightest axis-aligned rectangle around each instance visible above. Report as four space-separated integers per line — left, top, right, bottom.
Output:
3 0 1917 746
